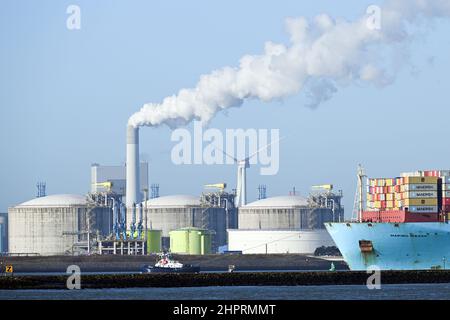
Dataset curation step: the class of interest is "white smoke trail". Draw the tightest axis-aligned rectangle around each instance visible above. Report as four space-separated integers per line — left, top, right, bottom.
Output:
128 0 450 128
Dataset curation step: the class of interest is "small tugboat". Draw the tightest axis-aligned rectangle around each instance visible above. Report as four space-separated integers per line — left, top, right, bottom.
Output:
141 252 200 273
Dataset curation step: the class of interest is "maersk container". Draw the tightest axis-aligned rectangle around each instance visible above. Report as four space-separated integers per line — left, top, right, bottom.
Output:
401 198 438 206
401 184 437 192
407 206 438 213
403 191 438 199
403 176 438 184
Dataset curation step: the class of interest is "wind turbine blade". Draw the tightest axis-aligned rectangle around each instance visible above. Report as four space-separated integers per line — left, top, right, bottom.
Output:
247 135 287 161
214 145 237 162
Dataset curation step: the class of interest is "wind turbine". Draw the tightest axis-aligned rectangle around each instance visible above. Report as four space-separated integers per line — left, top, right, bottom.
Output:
219 136 284 208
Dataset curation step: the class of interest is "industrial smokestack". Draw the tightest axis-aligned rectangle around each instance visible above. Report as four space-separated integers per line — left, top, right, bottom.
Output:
126 125 141 208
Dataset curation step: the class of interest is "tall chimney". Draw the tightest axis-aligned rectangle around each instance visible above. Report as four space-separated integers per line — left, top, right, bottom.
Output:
126 125 141 208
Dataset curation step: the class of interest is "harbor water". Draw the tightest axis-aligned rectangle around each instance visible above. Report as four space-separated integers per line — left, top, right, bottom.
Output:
1 283 450 300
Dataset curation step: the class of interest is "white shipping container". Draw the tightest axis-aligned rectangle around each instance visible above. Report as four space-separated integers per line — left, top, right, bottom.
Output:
401 171 422 177
442 184 450 191
443 191 450 198
407 206 438 213
439 170 450 177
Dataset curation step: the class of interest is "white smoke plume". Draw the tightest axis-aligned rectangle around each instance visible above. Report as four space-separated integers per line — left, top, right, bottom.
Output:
128 0 450 128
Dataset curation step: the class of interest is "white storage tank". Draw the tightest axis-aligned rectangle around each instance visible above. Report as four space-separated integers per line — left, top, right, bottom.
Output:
227 229 335 254
238 195 333 230
8 194 111 256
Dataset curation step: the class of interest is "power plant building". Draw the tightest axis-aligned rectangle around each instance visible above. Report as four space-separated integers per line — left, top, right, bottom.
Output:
91 162 148 198
8 194 112 255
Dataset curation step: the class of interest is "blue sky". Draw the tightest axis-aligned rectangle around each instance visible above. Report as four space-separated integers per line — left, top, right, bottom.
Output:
1 1 450 216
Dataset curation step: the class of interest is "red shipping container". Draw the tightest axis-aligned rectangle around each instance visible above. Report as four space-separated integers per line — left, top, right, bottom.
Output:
442 198 450 206
361 210 439 223
424 170 439 177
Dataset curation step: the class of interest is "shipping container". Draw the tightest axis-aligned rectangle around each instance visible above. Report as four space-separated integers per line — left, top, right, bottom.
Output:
361 210 438 223
439 170 450 177
401 171 422 178
407 206 438 213
442 198 450 206
424 170 439 177
442 176 450 184
401 184 437 192
403 176 438 184
442 184 450 191
402 191 437 199
400 198 438 206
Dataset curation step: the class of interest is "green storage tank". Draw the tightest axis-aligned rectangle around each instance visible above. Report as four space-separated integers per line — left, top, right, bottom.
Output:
169 228 211 255
200 233 212 255
169 229 188 253
188 229 202 255
146 230 162 254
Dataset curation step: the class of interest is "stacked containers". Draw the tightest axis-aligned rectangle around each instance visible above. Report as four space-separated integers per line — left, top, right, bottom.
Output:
367 178 399 211
367 176 439 213
441 174 450 214
398 176 439 213
364 170 450 222
402 170 450 214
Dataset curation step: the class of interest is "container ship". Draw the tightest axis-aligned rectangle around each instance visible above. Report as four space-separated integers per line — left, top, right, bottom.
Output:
325 167 450 270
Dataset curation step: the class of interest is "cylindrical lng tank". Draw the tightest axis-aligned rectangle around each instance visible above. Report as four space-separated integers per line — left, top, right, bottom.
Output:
8 194 112 256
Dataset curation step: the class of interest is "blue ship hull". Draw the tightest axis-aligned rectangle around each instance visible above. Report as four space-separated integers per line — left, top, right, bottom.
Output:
325 222 450 270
